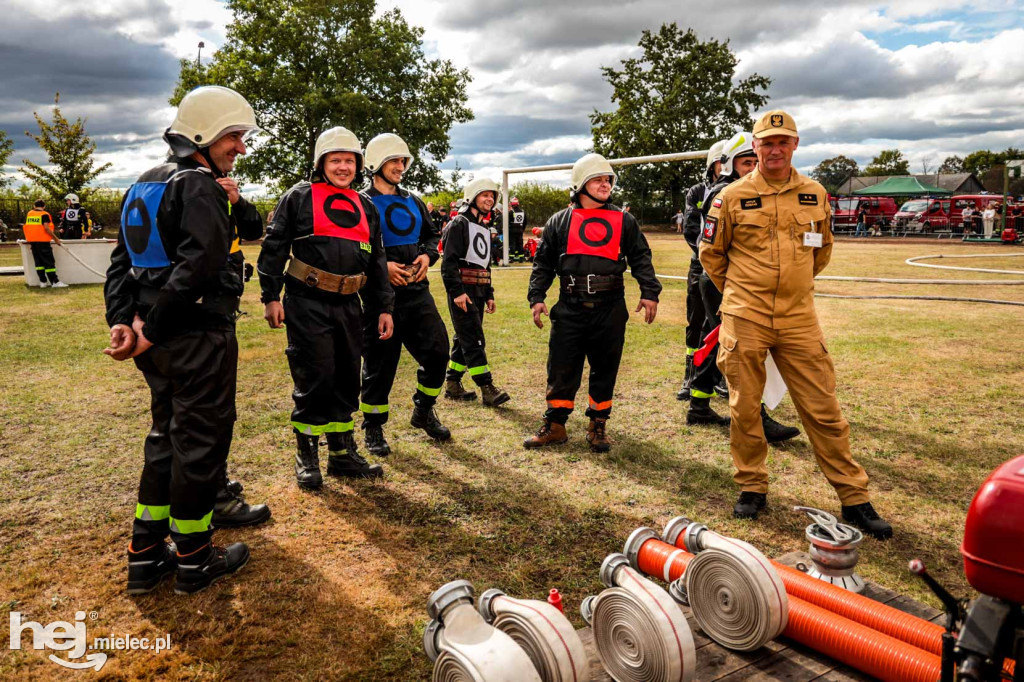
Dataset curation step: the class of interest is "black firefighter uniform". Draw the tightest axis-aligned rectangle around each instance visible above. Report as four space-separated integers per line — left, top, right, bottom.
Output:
699 167 871 505
527 203 662 424
104 158 263 555
257 179 394 438
359 187 449 425
441 213 496 386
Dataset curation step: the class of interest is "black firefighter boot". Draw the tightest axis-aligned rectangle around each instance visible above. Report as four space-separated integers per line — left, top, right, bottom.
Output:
733 491 767 519
363 423 391 457
294 433 323 490
714 377 729 399
841 502 894 540
411 405 452 441
127 541 177 595
326 432 383 479
687 397 731 426
445 378 477 401
676 355 694 401
213 484 271 528
480 382 510 407
761 405 801 444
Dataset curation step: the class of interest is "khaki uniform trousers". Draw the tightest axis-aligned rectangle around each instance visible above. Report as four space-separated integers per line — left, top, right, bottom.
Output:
717 313 870 505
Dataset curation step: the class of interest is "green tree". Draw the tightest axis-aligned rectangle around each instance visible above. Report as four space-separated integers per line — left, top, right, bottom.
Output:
938 155 965 174
171 0 472 194
590 23 770 210
21 93 112 198
0 130 14 189
962 150 1001 177
864 149 909 176
810 155 859 193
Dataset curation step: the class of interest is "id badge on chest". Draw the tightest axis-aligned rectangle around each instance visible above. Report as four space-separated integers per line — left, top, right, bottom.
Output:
803 231 823 248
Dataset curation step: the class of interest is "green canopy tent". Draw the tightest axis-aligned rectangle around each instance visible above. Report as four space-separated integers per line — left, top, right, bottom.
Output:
852 176 951 196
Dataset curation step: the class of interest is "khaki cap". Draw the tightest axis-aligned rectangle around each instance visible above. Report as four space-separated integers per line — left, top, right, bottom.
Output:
753 110 798 139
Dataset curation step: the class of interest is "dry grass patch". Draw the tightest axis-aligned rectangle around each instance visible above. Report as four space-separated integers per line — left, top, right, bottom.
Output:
1 237 1022 679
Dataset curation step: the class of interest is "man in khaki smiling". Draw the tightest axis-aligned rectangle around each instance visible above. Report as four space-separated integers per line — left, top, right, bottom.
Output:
700 110 892 539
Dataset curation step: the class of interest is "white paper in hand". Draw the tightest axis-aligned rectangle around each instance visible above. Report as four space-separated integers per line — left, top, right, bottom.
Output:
762 351 788 409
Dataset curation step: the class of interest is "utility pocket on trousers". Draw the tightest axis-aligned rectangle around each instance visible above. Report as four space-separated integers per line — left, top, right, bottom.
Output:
717 328 738 379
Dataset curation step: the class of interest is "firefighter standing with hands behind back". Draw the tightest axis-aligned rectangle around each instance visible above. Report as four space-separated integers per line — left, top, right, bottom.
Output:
257 127 394 490
524 153 661 453
699 110 892 539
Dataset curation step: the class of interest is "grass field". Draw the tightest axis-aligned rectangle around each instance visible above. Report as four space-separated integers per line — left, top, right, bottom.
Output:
2 235 1023 680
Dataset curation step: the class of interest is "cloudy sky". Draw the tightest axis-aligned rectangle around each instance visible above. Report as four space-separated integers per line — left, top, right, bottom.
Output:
2 0 1023 193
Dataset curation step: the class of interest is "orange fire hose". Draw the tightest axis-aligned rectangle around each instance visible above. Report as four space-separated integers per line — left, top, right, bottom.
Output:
667 524 945 654
666 521 1017 679
635 535 942 682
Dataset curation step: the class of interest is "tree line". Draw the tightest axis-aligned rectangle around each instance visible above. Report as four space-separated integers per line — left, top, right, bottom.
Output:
811 148 1024 196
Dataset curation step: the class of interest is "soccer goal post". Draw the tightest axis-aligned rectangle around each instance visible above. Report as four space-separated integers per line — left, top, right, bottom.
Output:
499 149 709 264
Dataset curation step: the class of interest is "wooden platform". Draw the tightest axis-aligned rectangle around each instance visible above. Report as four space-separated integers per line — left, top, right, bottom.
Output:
578 551 945 681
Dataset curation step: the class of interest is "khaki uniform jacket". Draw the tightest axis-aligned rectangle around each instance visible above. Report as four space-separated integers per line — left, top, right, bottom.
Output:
699 168 832 329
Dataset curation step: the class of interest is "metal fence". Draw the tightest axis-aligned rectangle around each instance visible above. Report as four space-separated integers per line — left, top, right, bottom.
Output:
0 197 124 241
832 214 1024 238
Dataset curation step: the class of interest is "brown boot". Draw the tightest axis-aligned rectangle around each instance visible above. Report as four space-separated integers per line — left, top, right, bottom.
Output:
480 383 510 407
586 418 612 452
444 378 477 401
523 419 568 449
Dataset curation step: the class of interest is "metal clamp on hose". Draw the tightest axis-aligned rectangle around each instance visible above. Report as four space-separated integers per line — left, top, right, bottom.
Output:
588 553 696 682
795 506 866 593
424 580 542 682
477 589 589 682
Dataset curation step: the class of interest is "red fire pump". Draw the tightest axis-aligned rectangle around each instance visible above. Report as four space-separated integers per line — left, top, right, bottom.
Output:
912 454 1024 681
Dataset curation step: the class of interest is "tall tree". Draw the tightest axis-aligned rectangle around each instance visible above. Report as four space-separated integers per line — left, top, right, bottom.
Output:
962 149 1001 177
0 130 13 189
864 149 909 176
171 0 472 194
810 155 859 194
938 155 965 174
590 23 770 209
21 93 112 197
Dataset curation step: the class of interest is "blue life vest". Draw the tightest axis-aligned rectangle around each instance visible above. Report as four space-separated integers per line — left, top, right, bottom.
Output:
121 181 172 268
372 194 422 247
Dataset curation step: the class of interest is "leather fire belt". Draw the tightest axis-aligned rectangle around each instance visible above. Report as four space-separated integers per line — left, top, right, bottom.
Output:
459 268 491 286
287 258 366 295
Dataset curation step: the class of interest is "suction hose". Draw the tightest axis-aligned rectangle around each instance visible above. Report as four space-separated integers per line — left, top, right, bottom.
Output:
580 553 696 682
626 528 942 682
676 523 788 651
424 580 543 682
477 589 589 682
662 516 945 655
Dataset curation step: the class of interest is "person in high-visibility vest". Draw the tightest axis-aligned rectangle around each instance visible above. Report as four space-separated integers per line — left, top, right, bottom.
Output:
23 200 68 288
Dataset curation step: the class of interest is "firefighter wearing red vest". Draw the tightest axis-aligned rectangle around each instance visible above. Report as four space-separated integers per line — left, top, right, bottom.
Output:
258 127 395 489
104 86 269 595
440 178 510 406
359 133 451 455
23 200 68 287
524 153 662 452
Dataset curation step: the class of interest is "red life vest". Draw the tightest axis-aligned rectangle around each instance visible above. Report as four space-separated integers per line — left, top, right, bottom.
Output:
311 183 369 243
566 208 623 261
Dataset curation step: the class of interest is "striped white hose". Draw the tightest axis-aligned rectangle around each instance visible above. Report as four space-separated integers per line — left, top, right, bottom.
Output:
425 581 542 682
906 253 1024 275
587 554 696 682
479 590 589 682
684 527 788 652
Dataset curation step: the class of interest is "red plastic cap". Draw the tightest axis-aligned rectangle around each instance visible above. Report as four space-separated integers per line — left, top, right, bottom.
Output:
547 588 563 613
961 454 1024 604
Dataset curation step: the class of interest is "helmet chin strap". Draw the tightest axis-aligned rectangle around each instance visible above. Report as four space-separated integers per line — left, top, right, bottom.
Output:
374 169 400 187
199 147 227 180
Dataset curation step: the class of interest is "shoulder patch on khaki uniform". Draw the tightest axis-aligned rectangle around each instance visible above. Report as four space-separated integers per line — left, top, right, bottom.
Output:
740 197 762 210
798 193 818 205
